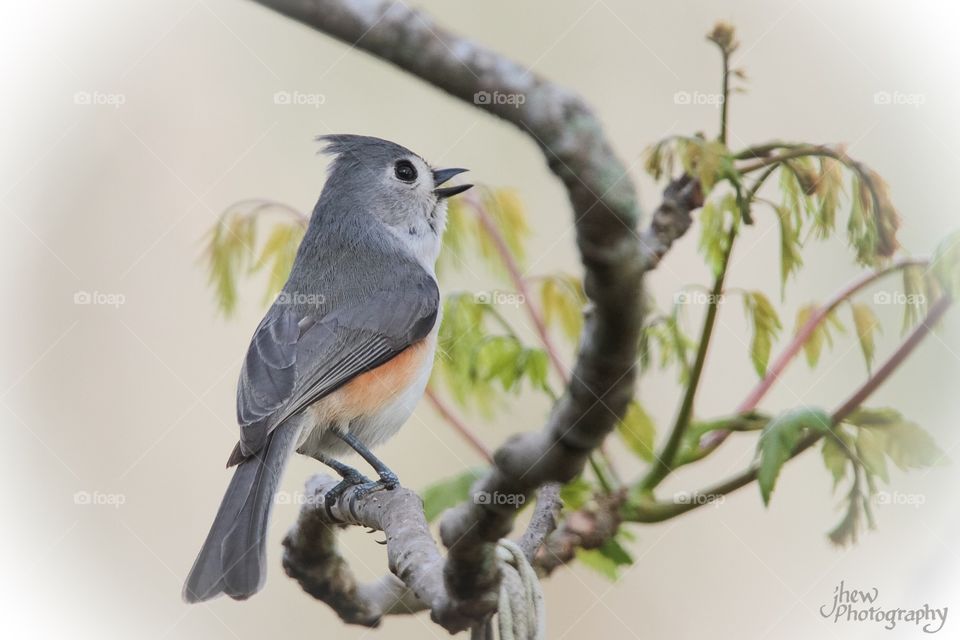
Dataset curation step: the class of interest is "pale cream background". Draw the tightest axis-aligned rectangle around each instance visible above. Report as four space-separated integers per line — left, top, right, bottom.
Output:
3 1 959 638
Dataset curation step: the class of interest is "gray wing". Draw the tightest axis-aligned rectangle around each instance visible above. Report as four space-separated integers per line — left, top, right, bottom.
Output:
230 271 439 464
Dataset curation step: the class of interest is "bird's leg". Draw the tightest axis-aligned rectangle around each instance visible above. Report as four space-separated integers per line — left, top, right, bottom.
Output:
307 452 371 517
314 454 370 485
334 431 400 492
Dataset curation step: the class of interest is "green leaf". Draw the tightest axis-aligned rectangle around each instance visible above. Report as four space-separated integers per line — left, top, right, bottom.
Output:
846 168 901 267
882 420 949 470
616 401 657 462
540 274 586 343
575 538 634 581
437 196 474 275
475 188 530 275
828 482 865 547
205 211 258 316
775 205 804 295
475 336 524 390
864 169 901 260
901 264 929 333
847 174 871 265
742 291 782 377
846 407 948 470
575 548 620 580
253 223 303 304
850 302 881 373
519 348 550 392
641 314 696 382
856 428 889 483
694 140 730 192
794 304 822 367
437 188 531 280
643 138 677 181
757 407 831 505
597 538 634 566
434 293 497 414
698 193 737 276
813 157 843 239
932 230 960 299
559 476 593 510
782 157 819 221
433 293 555 412
420 468 485 522
821 431 852 489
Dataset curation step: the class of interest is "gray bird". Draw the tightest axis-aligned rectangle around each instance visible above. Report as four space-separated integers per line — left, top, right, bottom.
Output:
183 135 472 603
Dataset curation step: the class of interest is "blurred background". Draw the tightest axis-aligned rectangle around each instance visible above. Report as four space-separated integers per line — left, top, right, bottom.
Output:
3 0 959 638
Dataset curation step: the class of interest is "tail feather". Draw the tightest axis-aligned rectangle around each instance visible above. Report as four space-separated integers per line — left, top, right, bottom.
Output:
183 421 300 603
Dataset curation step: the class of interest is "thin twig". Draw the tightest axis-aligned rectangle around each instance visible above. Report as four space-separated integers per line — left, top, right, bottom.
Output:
697 257 929 454
426 387 494 463
642 223 737 491
626 294 952 522
467 194 569 384
832 295 951 422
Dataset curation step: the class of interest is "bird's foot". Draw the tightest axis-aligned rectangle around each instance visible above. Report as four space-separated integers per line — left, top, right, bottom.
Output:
323 471 370 518
351 471 400 499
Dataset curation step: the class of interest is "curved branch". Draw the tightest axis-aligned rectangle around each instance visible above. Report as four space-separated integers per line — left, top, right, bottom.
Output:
282 476 459 629
250 0 701 627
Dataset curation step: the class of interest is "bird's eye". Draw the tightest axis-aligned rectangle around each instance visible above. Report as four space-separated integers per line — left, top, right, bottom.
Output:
394 159 418 183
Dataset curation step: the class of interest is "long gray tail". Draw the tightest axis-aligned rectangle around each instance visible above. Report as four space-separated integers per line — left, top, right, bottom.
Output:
182 421 300 603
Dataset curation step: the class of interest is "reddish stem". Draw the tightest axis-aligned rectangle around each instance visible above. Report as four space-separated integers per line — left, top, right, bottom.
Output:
425 387 493 463
700 257 929 452
467 196 570 384
832 295 952 423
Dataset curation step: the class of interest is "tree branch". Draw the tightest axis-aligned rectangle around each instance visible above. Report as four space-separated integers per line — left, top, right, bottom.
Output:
250 0 701 629
282 476 436 627
518 483 563 562
535 489 626 575
637 174 703 271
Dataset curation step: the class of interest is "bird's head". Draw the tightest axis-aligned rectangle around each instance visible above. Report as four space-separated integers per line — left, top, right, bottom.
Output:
317 134 472 237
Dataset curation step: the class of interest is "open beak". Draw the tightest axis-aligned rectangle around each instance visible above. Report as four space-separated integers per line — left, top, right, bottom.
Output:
433 167 473 199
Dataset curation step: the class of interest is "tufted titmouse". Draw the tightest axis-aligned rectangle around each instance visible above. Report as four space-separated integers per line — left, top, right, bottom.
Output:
183 135 472 603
